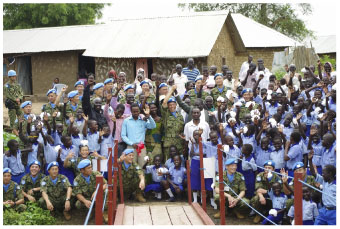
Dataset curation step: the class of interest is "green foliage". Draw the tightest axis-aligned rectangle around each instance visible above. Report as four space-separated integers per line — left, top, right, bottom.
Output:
178 3 313 42
274 70 286 81
3 202 57 225
319 55 336 70
3 3 108 30
3 132 19 151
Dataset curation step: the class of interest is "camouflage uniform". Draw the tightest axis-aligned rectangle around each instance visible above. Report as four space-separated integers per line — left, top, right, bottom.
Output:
239 103 259 121
135 94 156 105
3 181 26 212
285 175 317 212
64 156 96 177
72 171 107 209
64 102 82 119
41 102 64 124
20 173 45 201
214 171 250 215
161 106 184 161
38 174 72 211
187 89 209 105
4 81 23 128
145 119 163 162
116 162 144 200
250 172 282 211
210 86 229 107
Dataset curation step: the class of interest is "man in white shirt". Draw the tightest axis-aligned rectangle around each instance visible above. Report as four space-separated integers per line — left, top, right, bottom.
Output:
255 58 272 90
184 107 210 148
223 70 235 90
171 64 188 96
239 55 253 80
284 64 300 89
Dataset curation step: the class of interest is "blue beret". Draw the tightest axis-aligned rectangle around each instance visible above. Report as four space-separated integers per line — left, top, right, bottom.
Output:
29 160 41 168
214 73 223 80
123 149 134 155
124 84 134 91
74 80 84 87
293 162 304 171
93 83 104 90
104 78 114 85
158 83 168 89
140 80 149 87
77 159 91 169
46 89 57 96
195 76 203 82
241 88 253 95
20 101 32 109
47 161 59 171
8 70 17 77
264 160 275 168
67 90 78 98
168 96 176 104
225 158 238 165
3 168 12 174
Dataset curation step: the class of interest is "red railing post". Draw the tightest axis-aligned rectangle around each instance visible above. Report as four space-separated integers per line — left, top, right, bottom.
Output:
199 137 206 212
95 175 104 225
217 144 225 225
107 147 113 225
294 172 303 225
118 163 124 204
97 158 101 172
112 141 119 222
186 160 192 204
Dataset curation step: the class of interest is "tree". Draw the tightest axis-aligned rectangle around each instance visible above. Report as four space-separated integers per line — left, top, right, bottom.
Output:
3 3 108 30
178 3 313 42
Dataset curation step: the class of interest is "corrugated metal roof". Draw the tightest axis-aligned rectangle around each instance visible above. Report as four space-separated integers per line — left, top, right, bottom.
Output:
4 12 298 58
311 35 336 54
231 13 299 48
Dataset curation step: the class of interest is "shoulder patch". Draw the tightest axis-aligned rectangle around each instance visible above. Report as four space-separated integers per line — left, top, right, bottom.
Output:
17 185 21 190
21 180 26 185
256 176 262 181
71 159 75 163
278 180 282 184
241 176 245 180
41 181 46 186
5 84 10 88
73 181 78 186
136 166 140 170
289 181 293 186
62 179 66 183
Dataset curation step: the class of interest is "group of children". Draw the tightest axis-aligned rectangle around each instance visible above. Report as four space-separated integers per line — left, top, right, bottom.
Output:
3 58 336 225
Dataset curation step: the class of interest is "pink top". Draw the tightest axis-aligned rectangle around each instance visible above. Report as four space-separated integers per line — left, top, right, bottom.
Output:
104 104 130 143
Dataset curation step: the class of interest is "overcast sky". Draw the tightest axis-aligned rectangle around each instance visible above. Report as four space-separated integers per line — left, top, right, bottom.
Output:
97 1 336 38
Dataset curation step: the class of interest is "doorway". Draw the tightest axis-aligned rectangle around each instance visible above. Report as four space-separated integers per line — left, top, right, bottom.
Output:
78 54 95 79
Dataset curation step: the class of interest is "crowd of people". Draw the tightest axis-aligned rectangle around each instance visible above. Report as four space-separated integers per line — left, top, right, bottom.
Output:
3 56 336 225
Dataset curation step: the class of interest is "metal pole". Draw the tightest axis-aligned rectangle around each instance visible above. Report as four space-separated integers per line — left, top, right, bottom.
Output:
186 160 192 204
217 144 225 225
95 175 104 225
107 147 113 225
294 172 303 225
199 137 206 212
112 140 119 222
118 163 124 204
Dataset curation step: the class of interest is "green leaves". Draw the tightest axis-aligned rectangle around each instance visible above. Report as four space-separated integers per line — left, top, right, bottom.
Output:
3 202 56 225
3 3 107 30
3 132 19 151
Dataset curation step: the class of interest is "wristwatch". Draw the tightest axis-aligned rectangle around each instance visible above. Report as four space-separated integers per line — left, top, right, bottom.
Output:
66 198 70 201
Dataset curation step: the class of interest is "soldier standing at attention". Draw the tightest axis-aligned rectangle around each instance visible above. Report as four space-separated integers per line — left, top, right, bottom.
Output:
3 168 26 212
117 149 146 202
39 161 72 220
20 160 45 203
73 159 107 211
4 70 23 129
161 85 185 161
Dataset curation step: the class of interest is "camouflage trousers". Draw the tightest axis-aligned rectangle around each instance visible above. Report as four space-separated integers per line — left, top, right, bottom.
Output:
117 179 143 200
214 194 251 215
145 142 162 163
38 196 71 211
162 141 184 161
75 196 108 210
250 195 273 214
8 107 22 128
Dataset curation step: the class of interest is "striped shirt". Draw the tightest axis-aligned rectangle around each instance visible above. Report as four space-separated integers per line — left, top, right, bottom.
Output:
182 67 200 82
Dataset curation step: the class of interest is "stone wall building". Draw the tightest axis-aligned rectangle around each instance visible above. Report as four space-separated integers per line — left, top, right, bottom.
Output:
3 12 297 96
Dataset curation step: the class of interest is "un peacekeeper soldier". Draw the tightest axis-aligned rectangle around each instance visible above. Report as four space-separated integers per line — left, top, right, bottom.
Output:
210 73 229 107
237 88 259 121
213 158 250 219
4 70 23 128
187 76 209 105
3 168 26 212
136 81 156 104
280 162 317 214
161 85 185 161
251 160 282 223
73 159 108 212
65 90 82 120
39 161 72 220
90 83 105 105
116 149 146 202
13 101 36 137
42 87 67 125
20 160 45 203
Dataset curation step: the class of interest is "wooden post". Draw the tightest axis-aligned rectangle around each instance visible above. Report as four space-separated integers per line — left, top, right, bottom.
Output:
97 158 101 172
199 137 206 212
107 147 113 225
118 163 124 204
186 160 192 204
95 175 104 225
217 144 225 225
112 141 119 223
294 172 303 225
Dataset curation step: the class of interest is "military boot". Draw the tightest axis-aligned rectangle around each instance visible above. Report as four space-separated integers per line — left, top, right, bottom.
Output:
253 214 262 223
233 209 245 219
63 210 71 220
136 193 146 203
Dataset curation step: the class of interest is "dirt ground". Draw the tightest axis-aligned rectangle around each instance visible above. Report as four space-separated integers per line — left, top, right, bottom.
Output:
3 102 45 127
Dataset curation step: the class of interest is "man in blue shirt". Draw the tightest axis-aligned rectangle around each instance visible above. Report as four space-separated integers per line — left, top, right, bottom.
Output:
121 103 156 167
182 58 200 82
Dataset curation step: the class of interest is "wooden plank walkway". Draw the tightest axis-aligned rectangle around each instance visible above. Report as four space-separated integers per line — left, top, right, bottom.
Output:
122 202 205 225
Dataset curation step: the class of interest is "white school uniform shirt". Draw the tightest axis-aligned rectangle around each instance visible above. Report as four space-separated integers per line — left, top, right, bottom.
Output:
71 134 84 157
184 120 210 148
255 68 271 90
288 199 319 221
44 142 58 164
100 135 115 158
239 61 250 79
